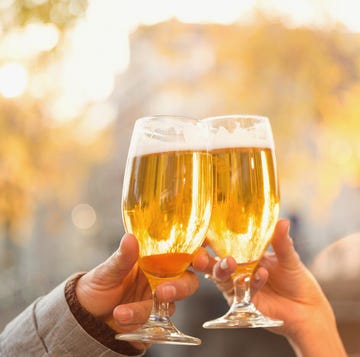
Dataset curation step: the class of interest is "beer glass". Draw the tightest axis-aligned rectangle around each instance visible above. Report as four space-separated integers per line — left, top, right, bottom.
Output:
115 115 213 344
202 114 283 328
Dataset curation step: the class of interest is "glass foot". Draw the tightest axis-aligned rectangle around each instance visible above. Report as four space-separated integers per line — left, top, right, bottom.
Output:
115 319 201 345
203 302 284 329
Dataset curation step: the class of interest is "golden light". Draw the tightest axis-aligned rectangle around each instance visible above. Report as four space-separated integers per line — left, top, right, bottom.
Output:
0 23 59 59
24 23 59 52
45 0 360 125
0 63 28 98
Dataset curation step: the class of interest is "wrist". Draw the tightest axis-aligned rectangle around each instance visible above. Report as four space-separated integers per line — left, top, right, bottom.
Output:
287 309 346 357
65 273 144 356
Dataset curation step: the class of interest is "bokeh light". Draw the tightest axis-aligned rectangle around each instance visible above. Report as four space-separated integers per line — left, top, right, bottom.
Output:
71 203 97 230
0 63 28 98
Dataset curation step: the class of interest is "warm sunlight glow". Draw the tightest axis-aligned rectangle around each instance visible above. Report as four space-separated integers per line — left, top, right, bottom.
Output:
24 23 60 52
57 0 359 118
4 0 358 123
0 23 59 59
251 0 360 31
0 63 28 98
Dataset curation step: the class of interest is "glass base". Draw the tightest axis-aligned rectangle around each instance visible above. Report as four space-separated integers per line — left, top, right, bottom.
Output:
115 319 201 345
203 302 284 329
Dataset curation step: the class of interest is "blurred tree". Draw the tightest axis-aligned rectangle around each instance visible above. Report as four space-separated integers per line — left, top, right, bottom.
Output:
0 0 105 264
0 0 88 34
141 16 360 215
207 19 360 213
0 96 108 246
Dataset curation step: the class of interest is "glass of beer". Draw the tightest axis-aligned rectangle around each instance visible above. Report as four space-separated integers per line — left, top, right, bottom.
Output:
202 114 283 329
115 115 213 344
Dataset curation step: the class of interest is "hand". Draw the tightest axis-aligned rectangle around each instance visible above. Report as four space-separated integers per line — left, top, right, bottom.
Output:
208 219 347 357
75 233 207 350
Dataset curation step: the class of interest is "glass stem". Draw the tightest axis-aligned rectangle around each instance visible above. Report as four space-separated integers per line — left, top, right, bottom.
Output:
149 291 171 324
232 273 252 307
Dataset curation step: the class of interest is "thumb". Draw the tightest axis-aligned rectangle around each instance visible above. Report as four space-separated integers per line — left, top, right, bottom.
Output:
75 233 140 318
271 219 300 268
93 233 139 284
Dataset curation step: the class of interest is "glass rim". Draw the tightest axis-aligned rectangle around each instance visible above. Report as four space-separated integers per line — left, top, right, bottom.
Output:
135 114 199 125
201 113 274 149
130 114 210 152
202 114 269 122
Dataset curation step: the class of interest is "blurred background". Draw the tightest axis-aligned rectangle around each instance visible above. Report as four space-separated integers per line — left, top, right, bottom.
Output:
1 0 359 356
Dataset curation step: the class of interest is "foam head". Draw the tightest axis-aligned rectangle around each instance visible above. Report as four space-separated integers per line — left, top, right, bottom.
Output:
203 114 274 149
130 115 211 156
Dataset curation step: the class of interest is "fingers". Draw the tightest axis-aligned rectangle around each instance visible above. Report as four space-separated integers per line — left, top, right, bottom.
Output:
270 219 300 268
251 266 268 295
155 270 200 302
193 250 237 303
213 257 237 281
205 257 235 304
192 247 220 275
93 233 139 284
112 301 152 352
113 300 175 329
112 233 139 276
192 247 211 272
113 300 152 330
210 258 269 304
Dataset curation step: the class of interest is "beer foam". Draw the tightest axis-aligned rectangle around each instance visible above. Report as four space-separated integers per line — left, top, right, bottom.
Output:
131 120 210 156
207 122 274 149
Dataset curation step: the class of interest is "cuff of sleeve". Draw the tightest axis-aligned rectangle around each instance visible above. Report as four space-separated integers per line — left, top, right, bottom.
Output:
64 273 144 356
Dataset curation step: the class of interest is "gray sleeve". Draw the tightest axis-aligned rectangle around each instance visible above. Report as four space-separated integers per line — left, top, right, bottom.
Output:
0 281 145 357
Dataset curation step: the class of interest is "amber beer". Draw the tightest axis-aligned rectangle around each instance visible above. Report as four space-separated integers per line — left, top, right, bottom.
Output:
206 146 280 272
122 149 212 288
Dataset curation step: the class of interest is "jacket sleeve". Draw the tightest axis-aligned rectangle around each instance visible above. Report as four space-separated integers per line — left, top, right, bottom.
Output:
0 280 145 357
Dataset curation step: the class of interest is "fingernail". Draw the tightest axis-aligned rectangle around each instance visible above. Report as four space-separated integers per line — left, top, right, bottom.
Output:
286 221 291 238
161 285 176 300
116 307 133 322
220 258 229 270
254 272 261 281
286 222 294 244
118 237 126 255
